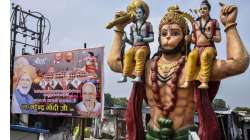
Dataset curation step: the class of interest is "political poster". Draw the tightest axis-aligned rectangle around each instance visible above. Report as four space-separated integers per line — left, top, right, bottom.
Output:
11 47 104 118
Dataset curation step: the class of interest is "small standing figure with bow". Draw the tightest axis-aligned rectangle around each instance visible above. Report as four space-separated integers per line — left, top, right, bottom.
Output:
182 0 221 89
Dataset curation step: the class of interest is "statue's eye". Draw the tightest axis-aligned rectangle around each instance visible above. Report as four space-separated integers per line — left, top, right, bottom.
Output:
207 27 211 31
200 7 208 11
171 31 180 36
161 31 167 37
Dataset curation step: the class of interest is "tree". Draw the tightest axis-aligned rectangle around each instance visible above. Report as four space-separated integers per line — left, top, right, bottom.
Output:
112 97 128 107
104 93 113 107
234 107 250 114
212 99 228 110
104 93 128 107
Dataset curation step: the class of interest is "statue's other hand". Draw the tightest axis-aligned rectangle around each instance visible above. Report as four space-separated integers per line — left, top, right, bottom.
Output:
135 35 143 42
220 4 238 26
114 11 130 30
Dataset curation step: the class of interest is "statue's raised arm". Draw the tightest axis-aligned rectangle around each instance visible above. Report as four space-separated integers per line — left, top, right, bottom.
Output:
107 11 129 73
211 4 249 80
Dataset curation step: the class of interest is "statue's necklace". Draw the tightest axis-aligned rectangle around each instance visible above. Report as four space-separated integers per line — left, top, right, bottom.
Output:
157 59 177 82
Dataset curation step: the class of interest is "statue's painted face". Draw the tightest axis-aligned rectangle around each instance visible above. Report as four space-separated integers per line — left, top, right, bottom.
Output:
17 73 32 95
200 4 209 18
160 24 184 51
135 8 144 20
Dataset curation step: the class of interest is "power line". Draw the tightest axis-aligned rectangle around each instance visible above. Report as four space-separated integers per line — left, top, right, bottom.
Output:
10 3 51 95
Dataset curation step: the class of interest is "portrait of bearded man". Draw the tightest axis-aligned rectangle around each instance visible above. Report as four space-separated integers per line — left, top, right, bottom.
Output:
12 58 37 114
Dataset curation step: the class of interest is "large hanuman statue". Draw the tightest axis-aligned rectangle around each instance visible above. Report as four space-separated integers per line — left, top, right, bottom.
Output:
107 0 249 140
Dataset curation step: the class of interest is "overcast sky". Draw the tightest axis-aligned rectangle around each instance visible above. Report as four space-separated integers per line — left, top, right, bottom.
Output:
11 0 250 108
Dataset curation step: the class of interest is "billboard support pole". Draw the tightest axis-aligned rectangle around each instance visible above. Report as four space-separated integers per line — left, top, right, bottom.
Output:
10 5 18 99
81 118 85 140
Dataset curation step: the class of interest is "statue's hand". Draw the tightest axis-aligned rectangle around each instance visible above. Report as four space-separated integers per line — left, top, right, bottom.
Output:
220 4 238 26
114 11 130 30
135 35 143 42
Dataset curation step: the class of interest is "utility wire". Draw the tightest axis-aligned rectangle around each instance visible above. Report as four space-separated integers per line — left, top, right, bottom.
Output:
10 3 51 55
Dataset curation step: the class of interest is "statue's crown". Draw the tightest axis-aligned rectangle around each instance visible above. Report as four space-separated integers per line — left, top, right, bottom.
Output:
159 5 194 35
127 0 150 20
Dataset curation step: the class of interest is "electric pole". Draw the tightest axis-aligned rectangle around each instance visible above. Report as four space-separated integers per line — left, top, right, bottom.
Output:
10 3 51 95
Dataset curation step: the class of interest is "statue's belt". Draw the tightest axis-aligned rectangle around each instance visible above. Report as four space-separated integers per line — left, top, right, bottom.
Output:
146 124 198 140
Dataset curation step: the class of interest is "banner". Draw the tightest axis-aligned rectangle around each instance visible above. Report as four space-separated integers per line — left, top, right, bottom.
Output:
11 47 104 118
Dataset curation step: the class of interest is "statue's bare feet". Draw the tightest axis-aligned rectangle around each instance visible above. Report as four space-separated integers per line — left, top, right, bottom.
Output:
117 76 127 83
131 76 142 83
198 82 209 89
180 81 190 88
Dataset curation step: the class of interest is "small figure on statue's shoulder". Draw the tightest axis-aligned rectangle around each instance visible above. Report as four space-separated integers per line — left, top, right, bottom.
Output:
181 0 221 89
108 0 154 83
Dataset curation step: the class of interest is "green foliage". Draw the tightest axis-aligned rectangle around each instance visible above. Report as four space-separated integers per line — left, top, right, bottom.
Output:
212 98 227 110
112 97 128 107
104 93 114 107
104 93 128 107
234 107 250 114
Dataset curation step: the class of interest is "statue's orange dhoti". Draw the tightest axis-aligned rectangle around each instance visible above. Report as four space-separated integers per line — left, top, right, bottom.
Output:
123 44 150 77
185 45 217 85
